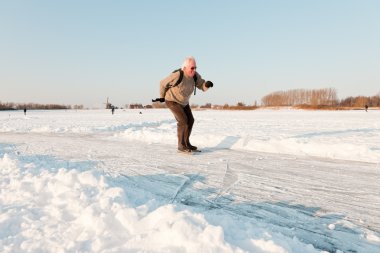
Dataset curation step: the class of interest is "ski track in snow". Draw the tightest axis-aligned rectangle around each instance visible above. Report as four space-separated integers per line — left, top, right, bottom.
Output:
1 109 380 252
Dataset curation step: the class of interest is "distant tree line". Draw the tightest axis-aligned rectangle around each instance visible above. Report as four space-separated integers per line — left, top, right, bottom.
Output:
128 103 144 109
261 88 380 108
261 88 338 107
339 95 380 107
3 88 379 111
0 102 83 110
212 102 258 110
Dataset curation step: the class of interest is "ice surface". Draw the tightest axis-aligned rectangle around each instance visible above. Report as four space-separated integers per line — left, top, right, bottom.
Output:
1 109 379 252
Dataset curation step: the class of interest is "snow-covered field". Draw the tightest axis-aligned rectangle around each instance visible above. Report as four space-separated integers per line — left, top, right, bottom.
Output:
1 109 379 253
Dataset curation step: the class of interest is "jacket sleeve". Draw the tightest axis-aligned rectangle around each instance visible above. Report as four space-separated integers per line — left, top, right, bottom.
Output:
159 72 181 98
194 72 209 91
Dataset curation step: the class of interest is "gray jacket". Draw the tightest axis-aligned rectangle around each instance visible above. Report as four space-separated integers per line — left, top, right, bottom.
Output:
160 71 209 106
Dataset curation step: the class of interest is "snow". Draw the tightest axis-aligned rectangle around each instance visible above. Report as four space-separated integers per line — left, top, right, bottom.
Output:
1 109 380 253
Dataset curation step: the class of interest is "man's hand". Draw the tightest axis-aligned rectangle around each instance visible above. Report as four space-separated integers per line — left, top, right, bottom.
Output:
205 81 213 88
151 98 165 103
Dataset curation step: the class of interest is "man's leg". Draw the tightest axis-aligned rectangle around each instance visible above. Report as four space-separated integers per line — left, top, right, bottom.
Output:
183 104 195 148
166 101 189 150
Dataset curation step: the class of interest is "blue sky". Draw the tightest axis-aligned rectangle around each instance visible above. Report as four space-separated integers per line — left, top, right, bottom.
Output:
1 0 379 108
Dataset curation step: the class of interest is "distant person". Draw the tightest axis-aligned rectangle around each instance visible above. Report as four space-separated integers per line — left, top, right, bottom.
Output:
158 56 214 153
365 105 368 112
24 108 27 116
111 106 115 115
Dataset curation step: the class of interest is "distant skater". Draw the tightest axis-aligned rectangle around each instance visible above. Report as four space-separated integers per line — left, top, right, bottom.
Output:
24 108 27 116
111 106 115 115
158 56 214 153
365 105 368 112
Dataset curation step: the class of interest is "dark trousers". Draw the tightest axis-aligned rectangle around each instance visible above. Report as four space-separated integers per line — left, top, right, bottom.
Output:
166 101 194 149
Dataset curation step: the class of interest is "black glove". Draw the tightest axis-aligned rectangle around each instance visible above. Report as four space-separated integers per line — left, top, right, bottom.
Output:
205 81 213 88
159 98 165 103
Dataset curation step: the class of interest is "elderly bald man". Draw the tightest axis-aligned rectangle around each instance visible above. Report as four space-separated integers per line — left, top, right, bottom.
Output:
158 56 214 153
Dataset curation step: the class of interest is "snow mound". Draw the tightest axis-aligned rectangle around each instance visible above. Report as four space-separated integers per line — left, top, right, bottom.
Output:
1 153 321 253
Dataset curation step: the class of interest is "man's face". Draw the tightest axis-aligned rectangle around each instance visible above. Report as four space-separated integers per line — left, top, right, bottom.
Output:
184 60 197 77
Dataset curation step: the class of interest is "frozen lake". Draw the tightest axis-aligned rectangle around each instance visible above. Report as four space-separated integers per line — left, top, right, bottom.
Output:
1 109 380 252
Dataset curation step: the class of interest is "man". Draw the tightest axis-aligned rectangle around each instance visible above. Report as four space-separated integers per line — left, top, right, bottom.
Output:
159 56 214 152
